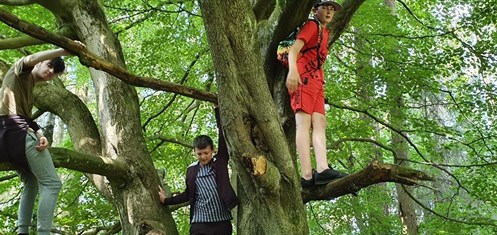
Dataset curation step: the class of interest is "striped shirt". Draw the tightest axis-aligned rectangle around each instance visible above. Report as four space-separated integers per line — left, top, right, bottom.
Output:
192 162 233 223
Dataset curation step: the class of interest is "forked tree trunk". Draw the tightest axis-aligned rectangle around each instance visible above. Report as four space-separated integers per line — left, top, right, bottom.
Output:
36 0 179 233
199 0 309 234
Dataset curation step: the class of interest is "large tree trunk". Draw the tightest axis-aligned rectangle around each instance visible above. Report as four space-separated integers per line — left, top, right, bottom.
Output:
36 0 178 233
199 0 308 234
0 59 8 78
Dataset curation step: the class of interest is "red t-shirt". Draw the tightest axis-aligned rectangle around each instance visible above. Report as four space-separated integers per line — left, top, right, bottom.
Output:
296 20 330 82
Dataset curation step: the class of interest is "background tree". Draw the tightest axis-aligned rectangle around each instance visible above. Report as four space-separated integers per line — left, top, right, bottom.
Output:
0 0 496 234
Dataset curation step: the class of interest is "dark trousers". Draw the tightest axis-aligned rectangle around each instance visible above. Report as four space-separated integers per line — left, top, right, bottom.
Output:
190 220 232 235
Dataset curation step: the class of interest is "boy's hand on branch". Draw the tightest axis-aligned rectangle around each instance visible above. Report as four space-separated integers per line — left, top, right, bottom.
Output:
158 186 166 204
63 40 86 56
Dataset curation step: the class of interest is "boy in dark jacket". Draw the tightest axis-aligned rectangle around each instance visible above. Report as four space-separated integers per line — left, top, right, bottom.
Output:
159 107 239 235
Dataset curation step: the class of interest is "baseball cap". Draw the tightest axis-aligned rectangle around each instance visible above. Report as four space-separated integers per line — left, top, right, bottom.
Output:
314 0 342 11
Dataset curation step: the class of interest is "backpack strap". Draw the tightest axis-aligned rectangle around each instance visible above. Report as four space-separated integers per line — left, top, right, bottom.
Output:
316 20 323 70
300 19 323 70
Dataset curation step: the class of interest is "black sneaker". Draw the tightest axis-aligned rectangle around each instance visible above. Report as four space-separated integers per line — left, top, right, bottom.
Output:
314 168 348 185
301 177 315 188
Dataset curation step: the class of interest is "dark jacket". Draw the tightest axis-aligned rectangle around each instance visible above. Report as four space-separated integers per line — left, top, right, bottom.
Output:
0 115 40 171
164 108 239 221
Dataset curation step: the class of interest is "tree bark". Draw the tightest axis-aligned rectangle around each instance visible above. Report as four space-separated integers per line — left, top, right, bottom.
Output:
199 0 308 234
33 0 178 233
62 1 177 233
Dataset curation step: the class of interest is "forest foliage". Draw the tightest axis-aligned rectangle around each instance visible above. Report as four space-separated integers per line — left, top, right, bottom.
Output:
1 0 497 234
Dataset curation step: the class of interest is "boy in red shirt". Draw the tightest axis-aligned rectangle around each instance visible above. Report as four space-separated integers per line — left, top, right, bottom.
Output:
286 0 347 188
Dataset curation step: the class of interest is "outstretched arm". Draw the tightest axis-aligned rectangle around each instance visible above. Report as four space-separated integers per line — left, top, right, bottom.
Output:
215 107 229 161
22 41 85 67
159 186 188 205
22 48 71 67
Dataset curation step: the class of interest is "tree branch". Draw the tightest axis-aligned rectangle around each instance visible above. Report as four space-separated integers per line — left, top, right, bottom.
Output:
330 137 396 157
402 184 497 227
253 0 275 21
0 9 218 103
0 147 129 179
0 0 34 6
327 101 474 196
0 35 46 49
396 0 489 68
302 161 433 203
80 222 122 235
328 101 428 161
148 136 192 149
0 173 17 182
141 50 209 130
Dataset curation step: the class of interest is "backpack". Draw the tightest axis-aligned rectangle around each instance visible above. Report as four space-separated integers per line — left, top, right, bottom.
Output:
276 19 323 69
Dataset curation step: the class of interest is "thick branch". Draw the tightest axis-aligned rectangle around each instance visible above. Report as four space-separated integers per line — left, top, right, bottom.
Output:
0 147 129 179
80 222 122 235
0 35 45 49
253 0 275 21
273 0 315 43
0 0 34 6
0 9 218 103
34 82 102 153
301 161 433 203
0 27 75 49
